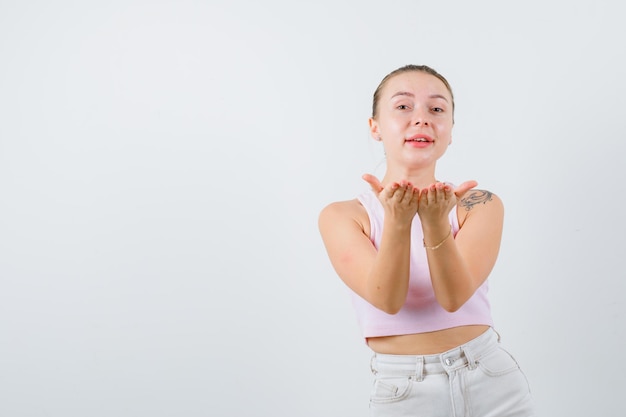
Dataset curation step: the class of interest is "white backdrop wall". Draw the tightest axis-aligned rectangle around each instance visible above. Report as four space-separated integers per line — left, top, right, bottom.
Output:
1 1 624 416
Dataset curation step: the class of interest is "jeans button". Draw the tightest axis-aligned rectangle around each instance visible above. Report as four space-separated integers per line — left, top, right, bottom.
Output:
445 358 453 366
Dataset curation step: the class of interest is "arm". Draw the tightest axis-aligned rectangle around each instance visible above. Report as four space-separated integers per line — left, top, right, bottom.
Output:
318 179 419 314
418 183 504 312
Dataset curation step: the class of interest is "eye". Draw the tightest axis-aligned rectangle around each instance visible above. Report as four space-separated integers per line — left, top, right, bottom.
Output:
431 107 444 113
396 104 411 110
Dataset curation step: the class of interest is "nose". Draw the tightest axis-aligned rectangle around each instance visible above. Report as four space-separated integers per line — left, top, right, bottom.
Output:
412 111 429 126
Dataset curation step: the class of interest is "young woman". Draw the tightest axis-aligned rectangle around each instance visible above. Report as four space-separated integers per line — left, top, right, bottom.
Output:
318 65 534 416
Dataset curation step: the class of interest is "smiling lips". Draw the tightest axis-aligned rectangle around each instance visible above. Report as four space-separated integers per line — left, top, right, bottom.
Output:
405 134 434 147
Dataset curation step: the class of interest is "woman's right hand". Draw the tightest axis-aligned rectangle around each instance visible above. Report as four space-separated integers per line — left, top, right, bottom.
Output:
362 174 419 225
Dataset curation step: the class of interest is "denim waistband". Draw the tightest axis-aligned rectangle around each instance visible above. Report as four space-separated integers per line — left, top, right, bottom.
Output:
370 328 500 381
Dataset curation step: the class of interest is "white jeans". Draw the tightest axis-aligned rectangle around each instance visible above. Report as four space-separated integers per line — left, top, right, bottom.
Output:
369 328 534 417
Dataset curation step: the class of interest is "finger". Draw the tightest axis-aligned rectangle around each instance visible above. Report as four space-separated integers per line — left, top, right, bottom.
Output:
400 182 415 203
391 182 408 201
454 180 478 199
428 183 441 204
410 186 420 206
443 183 454 201
362 173 383 194
436 182 453 202
385 182 400 199
419 188 431 206
437 182 449 202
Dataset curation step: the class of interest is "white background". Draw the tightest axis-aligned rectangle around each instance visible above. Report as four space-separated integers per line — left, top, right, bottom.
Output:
1 1 624 416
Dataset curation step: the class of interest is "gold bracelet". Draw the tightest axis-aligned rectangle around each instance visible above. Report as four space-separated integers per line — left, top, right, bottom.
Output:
423 228 452 250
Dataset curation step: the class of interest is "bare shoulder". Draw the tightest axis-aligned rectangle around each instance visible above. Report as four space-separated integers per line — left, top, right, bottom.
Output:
318 199 370 236
457 189 503 226
459 189 502 211
319 198 366 224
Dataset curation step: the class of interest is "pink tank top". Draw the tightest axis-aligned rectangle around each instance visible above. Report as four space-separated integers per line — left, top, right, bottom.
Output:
353 190 494 338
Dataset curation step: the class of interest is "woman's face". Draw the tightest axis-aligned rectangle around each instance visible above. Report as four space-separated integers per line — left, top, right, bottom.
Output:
369 71 454 169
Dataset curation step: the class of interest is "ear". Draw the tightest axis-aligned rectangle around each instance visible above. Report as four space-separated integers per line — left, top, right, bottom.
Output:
368 117 382 141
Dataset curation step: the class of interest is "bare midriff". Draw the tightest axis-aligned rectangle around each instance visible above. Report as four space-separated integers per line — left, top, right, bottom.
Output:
366 325 491 355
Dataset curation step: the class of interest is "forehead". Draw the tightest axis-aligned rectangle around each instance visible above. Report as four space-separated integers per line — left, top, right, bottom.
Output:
382 71 451 100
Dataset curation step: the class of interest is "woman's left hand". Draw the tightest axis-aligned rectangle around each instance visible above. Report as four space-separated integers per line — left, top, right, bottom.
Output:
417 180 477 223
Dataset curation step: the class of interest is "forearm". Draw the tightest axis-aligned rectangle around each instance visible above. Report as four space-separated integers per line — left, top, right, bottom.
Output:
365 219 412 314
422 221 476 312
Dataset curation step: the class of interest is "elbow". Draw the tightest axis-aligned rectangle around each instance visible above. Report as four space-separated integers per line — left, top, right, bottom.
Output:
380 303 403 315
379 296 407 315
442 302 462 313
436 283 478 312
438 296 468 313
370 297 404 315
365 285 407 315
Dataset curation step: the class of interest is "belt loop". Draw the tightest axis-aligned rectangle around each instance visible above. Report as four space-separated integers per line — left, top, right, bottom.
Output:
462 346 477 371
415 356 424 382
493 327 502 343
370 354 378 375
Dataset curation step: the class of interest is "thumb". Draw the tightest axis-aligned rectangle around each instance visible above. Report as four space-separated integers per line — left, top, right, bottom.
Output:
362 173 383 194
454 180 478 199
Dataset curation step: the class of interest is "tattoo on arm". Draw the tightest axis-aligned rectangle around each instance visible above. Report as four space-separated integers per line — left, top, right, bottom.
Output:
460 190 493 211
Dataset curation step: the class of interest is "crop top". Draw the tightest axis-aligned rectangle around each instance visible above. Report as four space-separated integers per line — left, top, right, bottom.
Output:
352 189 494 338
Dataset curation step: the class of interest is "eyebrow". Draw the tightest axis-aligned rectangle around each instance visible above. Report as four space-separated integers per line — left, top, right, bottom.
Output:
390 91 449 102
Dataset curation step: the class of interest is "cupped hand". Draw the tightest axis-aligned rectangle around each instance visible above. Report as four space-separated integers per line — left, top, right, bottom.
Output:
362 174 419 224
417 180 478 222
